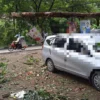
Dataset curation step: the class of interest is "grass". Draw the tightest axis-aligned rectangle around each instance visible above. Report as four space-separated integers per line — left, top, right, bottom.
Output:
0 62 7 83
24 56 39 65
23 89 70 100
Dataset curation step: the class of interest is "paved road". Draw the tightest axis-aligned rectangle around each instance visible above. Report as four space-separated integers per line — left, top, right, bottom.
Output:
0 46 42 54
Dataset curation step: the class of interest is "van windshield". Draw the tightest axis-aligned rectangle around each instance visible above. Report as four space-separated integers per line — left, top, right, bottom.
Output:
46 37 55 45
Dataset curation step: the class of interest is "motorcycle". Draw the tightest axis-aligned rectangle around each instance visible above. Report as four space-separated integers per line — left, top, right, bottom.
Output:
8 41 27 51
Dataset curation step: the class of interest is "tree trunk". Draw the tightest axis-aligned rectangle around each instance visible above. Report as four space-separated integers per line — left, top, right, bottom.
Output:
96 18 99 26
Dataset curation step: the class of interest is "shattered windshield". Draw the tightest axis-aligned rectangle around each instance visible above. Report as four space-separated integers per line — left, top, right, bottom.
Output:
46 37 55 45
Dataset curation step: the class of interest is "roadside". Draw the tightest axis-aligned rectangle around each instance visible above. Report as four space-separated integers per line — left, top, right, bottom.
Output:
0 46 42 54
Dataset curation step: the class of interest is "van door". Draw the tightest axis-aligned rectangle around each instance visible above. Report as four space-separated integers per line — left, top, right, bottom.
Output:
51 37 66 68
65 38 91 77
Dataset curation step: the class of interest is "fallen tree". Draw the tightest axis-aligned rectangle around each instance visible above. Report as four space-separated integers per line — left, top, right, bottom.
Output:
11 12 100 18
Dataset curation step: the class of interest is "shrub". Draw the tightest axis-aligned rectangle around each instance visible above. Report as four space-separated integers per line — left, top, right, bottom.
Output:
0 62 7 83
23 89 53 100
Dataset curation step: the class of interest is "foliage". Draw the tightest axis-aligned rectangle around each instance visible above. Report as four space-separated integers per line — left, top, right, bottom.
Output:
0 19 13 46
91 24 100 29
0 0 100 47
24 56 39 65
23 89 53 100
50 18 68 33
23 89 69 100
0 62 7 83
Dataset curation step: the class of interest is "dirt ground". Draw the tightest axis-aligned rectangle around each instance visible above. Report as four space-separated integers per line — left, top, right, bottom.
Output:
0 50 100 100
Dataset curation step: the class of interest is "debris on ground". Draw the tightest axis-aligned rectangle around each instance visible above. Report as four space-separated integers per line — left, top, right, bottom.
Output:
0 50 100 100
10 90 26 99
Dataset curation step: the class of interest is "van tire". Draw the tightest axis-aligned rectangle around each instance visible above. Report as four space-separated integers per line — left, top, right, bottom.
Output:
91 71 100 91
46 59 56 72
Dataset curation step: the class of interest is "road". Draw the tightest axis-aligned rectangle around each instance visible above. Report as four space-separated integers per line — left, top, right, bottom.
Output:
0 46 42 54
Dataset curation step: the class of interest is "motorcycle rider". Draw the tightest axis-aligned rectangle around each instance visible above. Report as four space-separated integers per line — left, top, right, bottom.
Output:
14 34 22 48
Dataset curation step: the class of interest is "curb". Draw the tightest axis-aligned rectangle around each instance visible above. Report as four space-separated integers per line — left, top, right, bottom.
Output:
0 48 42 54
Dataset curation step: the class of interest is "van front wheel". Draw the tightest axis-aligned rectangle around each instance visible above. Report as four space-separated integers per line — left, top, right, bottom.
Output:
46 59 55 72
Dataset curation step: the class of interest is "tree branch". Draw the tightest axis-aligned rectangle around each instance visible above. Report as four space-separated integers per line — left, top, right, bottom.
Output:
48 0 55 11
32 0 38 12
40 0 55 29
37 0 43 12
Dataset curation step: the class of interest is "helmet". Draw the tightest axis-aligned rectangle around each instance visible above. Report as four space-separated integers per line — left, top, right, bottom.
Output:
14 34 20 38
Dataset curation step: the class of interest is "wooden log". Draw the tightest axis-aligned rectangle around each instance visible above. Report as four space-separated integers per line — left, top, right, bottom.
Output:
11 12 100 18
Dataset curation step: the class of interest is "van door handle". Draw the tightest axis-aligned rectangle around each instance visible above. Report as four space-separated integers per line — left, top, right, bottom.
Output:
66 52 70 57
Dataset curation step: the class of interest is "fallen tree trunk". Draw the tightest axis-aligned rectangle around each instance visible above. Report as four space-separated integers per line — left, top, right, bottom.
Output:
11 12 100 18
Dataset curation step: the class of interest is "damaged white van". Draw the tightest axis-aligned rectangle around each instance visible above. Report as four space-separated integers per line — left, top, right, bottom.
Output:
42 33 100 91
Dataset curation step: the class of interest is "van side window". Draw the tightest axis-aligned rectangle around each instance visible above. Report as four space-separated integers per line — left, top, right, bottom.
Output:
67 38 82 52
53 37 66 48
67 38 90 55
67 38 75 50
81 45 90 55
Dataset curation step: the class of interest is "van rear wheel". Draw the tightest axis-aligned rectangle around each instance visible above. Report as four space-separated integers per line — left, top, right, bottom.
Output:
91 71 100 91
46 59 55 72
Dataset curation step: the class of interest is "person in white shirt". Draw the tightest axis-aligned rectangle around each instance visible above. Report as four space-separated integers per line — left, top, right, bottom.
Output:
14 34 22 48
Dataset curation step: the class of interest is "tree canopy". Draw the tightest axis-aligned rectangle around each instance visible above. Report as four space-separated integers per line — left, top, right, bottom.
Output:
0 0 100 47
